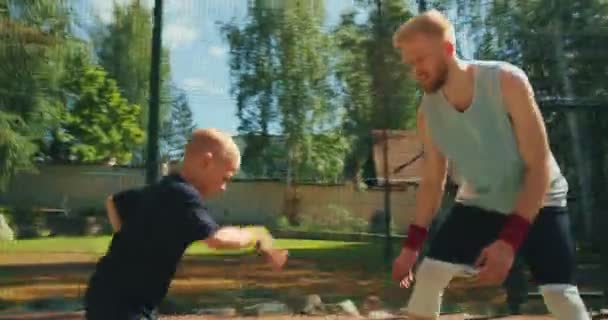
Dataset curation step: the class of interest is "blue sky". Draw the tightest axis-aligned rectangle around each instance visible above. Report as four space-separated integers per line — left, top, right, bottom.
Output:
77 0 362 135
76 0 476 135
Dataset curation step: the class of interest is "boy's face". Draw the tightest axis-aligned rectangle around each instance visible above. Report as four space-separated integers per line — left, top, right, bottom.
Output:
198 152 240 197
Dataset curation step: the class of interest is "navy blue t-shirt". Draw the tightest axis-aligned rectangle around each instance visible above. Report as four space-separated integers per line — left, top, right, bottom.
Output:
86 174 219 309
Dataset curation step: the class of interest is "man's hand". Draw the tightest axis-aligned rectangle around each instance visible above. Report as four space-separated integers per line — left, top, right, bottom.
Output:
392 248 418 288
474 240 515 286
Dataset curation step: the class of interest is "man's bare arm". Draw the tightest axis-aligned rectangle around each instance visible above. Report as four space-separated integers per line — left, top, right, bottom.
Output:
105 196 122 232
500 67 551 222
412 110 449 228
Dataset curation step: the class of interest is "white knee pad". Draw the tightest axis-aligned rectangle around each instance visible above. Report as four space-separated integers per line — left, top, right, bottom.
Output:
406 258 463 319
540 284 590 320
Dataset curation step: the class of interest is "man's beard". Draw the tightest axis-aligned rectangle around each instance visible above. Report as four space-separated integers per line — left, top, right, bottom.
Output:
422 63 448 93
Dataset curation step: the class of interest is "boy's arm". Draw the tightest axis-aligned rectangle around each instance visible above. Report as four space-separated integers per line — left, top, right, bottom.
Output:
202 226 273 251
105 195 122 232
105 187 145 233
203 226 288 271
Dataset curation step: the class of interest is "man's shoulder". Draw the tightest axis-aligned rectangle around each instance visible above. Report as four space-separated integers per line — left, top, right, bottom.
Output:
474 60 527 79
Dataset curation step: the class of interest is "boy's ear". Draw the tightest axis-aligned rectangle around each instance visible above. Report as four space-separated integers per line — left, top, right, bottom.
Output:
200 152 214 168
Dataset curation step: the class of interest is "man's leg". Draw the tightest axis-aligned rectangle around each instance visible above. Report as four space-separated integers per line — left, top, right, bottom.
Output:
521 206 590 320
406 258 461 319
407 203 508 319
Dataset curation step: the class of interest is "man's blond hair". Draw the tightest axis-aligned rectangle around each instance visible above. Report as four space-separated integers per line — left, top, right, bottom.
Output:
393 9 456 48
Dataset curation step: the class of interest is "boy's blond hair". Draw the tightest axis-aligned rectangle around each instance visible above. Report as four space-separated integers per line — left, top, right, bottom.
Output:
393 9 456 48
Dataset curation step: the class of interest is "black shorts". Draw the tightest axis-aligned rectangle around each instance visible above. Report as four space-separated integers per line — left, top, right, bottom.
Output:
427 203 577 285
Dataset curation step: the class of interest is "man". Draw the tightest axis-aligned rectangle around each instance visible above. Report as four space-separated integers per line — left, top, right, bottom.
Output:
391 10 590 320
84 128 288 320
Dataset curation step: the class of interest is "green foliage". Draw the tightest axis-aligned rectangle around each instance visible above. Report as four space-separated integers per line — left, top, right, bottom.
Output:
160 88 195 161
334 0 418 182
278 1 347 183
277 205 369 233
294 132 350 183
91 0 173 164
0 0 78 187
3 206 45 239
76 206 106 218
58 63 145 164
0 208 15 241
223 0 348 183
0 112 38 190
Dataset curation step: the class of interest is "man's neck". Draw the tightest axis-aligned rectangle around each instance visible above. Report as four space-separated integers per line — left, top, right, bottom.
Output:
444 59 470 92
441 59 475 110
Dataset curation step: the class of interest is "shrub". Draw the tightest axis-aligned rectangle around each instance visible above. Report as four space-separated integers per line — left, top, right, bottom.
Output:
6 206 45 239
278 204 369 233
0 208 15 241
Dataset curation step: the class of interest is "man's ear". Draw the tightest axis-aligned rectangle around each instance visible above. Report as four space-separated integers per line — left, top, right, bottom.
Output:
444 41 455 57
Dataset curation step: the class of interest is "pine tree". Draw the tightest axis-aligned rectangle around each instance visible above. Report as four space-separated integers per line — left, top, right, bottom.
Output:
160 90 195 161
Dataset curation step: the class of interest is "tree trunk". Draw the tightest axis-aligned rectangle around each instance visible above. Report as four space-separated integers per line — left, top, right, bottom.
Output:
418 0 427 12
285 147 300 225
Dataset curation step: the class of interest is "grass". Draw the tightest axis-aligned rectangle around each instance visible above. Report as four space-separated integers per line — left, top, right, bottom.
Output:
1 236 367 256
0 235 405 309
1 235 404 273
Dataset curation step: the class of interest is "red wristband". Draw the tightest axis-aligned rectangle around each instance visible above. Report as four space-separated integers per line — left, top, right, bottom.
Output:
498 214 531 251
403 224 428 251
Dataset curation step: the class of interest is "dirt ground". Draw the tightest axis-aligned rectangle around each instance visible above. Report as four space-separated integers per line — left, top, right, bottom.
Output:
0 252 505 305
0 311 558 320
0 251 603 320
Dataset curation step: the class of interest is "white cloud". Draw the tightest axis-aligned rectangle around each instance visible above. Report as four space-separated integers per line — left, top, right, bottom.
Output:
163 22 199 49
89 0 190 25
89 0 149 24
88 0 198 49
208 45 228 57
182 78 227 96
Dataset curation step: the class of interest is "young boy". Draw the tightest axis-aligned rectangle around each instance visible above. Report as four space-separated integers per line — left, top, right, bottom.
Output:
84 128 288 320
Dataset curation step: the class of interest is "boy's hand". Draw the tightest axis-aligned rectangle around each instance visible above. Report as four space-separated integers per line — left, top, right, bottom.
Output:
244 226 275 250
260 247 289 271
246 226 288 270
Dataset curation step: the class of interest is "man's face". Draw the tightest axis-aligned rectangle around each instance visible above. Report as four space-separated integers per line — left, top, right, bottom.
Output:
398 33 449 93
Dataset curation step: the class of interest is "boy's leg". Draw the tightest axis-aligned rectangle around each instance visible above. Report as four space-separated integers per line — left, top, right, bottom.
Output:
521 206 590 320
126 306 158 320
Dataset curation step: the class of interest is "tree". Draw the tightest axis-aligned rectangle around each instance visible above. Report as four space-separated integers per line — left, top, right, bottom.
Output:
0 112 37 191
223 0 349 183
277 0 348 184
55 62 145 164
334 0 418 183
222 0 282 178
0 0 78 186
160 88 196 161
91 0 172 164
